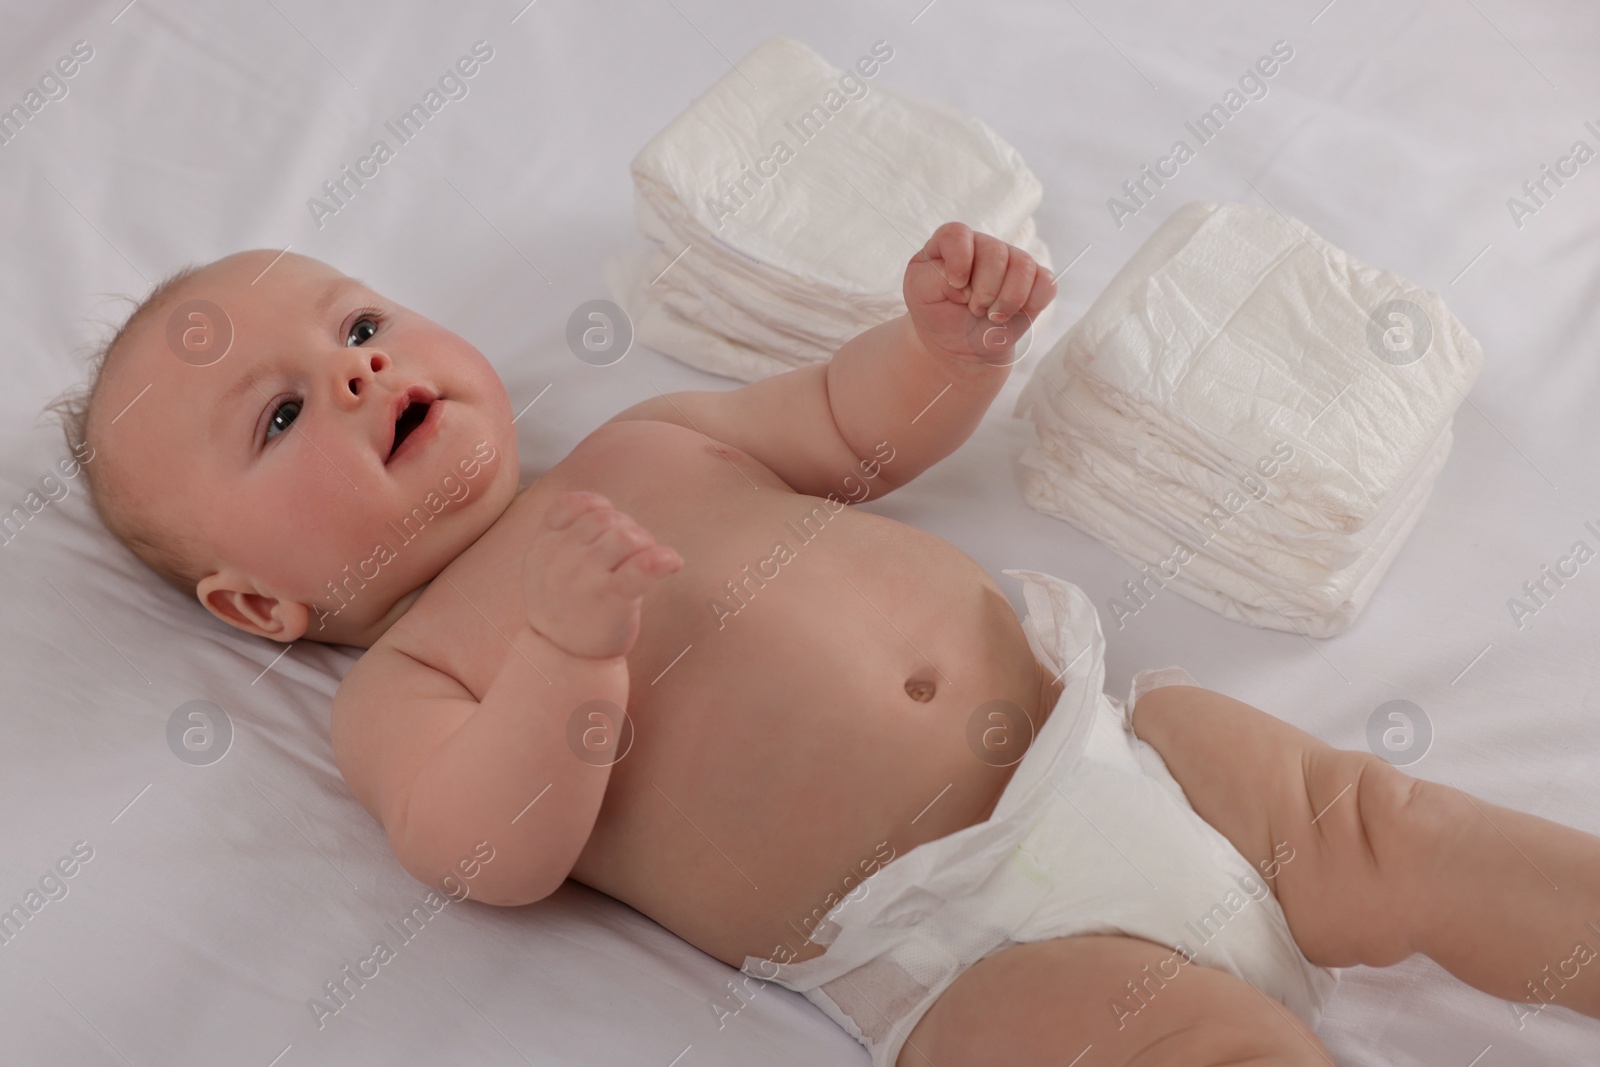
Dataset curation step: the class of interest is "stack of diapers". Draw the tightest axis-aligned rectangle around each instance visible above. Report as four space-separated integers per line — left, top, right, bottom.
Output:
1012 201 1484 637
611 36 1055 382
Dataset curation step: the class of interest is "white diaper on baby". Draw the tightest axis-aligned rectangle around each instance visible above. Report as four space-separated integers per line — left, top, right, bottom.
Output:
740 568 1336 1067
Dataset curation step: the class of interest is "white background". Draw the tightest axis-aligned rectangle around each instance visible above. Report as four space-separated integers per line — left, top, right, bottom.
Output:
1 1 1597 1064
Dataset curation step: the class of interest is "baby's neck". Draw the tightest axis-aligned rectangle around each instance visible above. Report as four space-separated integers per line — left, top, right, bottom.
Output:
312 582 430 649
313 479 532 648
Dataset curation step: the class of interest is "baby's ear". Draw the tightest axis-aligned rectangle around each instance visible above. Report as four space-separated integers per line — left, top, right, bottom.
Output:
196 570 309 642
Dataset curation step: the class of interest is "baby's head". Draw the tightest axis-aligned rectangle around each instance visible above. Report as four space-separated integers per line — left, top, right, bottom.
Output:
48 250 520 647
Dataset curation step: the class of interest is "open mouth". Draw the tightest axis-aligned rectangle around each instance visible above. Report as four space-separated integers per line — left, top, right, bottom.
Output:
390 401 430 458
385 389 441 464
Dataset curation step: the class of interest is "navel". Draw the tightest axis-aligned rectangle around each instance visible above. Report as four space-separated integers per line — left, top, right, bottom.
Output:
904 677 937 703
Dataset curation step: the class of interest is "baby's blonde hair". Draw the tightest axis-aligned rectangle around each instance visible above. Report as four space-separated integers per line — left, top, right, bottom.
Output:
43 265 211 601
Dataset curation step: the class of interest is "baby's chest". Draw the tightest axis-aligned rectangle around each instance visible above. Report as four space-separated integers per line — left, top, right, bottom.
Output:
553 418 792 527
538 419 810 576
410 420 802 693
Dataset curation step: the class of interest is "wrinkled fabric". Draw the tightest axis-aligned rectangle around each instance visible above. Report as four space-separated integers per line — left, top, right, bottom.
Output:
1012 201 1483 636
613 36 1055 382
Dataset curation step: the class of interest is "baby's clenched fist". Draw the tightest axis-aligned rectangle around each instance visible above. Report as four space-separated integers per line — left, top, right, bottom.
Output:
522 491 682 660
903 221 1056 365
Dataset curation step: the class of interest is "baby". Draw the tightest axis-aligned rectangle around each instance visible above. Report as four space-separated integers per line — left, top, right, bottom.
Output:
56 224 1600 1066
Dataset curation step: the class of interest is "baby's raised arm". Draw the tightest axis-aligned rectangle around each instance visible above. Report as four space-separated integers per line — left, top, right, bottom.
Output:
608 222 1055 502
331 492 681 906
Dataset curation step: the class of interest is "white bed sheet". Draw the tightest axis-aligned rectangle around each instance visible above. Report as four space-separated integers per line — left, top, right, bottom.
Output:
3 1 1598 1064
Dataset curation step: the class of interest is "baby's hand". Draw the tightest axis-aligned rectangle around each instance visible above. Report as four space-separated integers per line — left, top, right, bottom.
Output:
903 222 1056 365
522 491 683 660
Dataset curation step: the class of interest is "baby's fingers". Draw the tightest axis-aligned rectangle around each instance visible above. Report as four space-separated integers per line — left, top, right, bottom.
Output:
965 234 1011 318
544 491 612 532
609 544 682 599
590 518 655 572
1021 265 1058 321
919 222 976 291
985 252 1038 323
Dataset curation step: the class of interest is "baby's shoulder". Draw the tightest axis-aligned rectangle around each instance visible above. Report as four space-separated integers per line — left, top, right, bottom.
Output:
356 509 531 692
330 629 478 823
343 623 455 694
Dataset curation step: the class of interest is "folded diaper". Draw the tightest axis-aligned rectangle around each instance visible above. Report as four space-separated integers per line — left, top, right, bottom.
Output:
609 36 1056 382
1012 201 1484 636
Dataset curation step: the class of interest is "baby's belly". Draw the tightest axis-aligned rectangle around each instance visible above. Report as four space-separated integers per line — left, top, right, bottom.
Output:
561 429 1055 967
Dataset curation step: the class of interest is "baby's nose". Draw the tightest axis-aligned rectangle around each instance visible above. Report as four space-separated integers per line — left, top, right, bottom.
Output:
346 351 390 395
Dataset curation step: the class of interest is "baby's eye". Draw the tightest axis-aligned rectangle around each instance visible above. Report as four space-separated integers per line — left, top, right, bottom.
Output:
264 398 302 443
347 316 380 346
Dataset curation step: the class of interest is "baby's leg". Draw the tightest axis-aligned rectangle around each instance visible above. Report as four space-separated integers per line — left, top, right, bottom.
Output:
898 933 1331 1066
1132 685 1600 1020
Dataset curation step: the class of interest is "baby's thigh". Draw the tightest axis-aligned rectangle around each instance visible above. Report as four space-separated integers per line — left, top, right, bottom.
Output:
897 934 1328 1067
1130 683 1423 968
